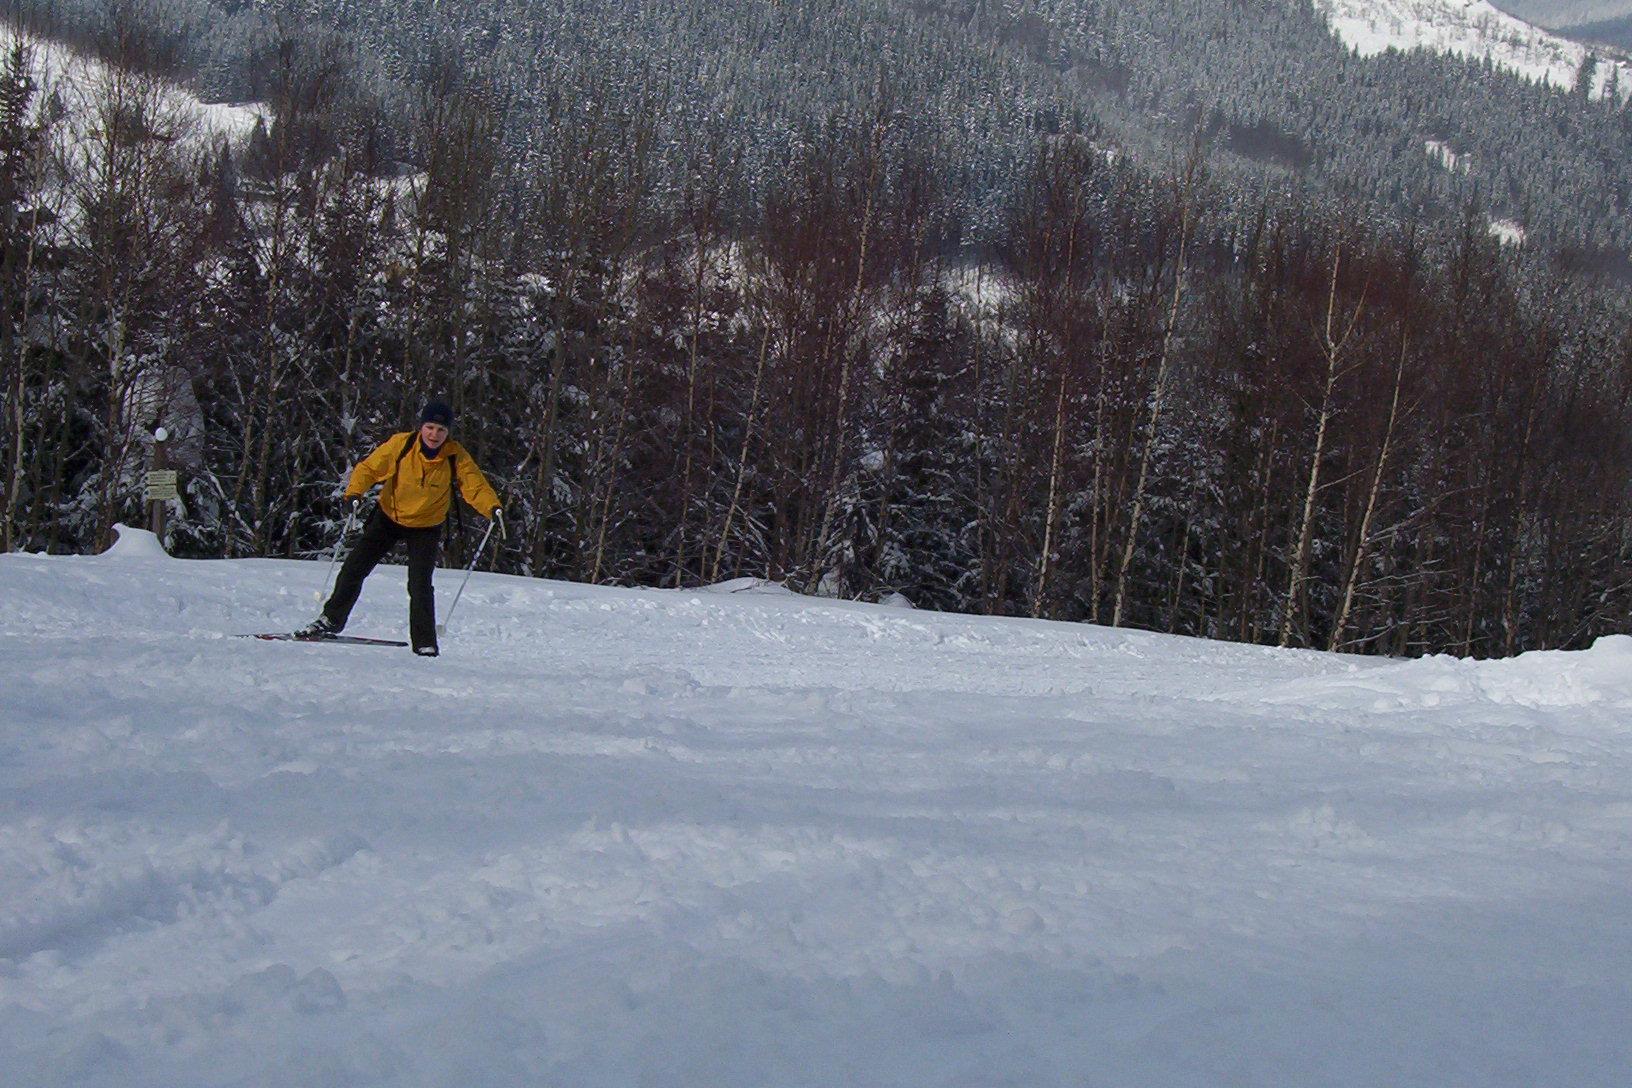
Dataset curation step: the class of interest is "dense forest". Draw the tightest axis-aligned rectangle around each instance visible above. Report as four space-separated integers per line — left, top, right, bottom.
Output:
13 0 1632 251
3 0 1632 657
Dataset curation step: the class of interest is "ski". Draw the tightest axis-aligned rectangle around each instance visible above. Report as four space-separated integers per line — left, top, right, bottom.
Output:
240 632 409 647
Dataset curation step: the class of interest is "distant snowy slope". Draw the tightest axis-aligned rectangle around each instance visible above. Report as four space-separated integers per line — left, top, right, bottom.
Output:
3 528 1632 1087
0 22 264 150
1315 0 1632 97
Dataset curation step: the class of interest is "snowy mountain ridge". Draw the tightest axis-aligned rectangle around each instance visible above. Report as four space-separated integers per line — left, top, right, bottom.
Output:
1316 0 1632 97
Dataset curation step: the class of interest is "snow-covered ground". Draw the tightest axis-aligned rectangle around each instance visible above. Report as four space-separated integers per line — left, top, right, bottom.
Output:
4 527 1632 1087
0 22 265 157
1316 0 1632 98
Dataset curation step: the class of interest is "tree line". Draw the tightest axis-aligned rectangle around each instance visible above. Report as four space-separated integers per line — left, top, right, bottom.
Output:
3 26 1632 658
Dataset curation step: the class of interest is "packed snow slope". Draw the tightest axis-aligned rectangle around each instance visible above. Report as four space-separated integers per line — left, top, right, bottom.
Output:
4 528 1632 1087
1316 0 1632 98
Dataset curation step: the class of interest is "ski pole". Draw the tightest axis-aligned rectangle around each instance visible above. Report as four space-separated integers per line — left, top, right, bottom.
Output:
438 516 496 635
436 450 525 635
314 500 360 603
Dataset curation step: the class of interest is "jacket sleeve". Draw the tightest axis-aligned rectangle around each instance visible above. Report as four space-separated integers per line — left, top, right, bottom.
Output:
452 443 502 517
345 435 404 498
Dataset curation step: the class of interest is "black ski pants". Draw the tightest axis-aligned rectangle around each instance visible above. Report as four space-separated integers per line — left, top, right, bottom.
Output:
322 505 442 651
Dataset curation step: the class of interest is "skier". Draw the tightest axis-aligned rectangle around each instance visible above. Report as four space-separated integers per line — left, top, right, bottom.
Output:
299 400 503 656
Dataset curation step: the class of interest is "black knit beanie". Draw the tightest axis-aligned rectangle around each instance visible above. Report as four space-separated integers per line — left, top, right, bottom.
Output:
420 400 453 427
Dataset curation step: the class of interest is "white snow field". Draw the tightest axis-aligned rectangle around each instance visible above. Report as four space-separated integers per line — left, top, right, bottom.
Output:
4 526 1632 1087
1316 0 1632 99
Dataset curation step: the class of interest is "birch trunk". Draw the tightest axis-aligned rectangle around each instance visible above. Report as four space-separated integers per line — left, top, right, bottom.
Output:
809 114 885 592
1279 247 1366 648
528 318 569 574
1033 356 1071 618
711 323 773 583
1111 226 1188 628
1329 335 1408 651
3 195 42 552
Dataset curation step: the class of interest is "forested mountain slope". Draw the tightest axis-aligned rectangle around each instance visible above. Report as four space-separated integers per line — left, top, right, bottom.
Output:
12 0 1632 254
1569 14 1632 48
1493 0 1632 29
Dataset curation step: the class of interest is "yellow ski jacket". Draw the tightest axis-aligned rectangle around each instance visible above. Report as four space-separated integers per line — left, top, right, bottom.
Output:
345 432 501 529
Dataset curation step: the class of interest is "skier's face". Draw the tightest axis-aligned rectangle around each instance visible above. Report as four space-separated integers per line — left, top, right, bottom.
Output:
420 422 449 451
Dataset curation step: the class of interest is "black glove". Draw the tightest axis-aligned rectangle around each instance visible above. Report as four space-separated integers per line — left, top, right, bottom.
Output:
491 506 506 540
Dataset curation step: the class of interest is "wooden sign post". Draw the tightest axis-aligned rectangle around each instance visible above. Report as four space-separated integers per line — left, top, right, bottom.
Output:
146 428 177 538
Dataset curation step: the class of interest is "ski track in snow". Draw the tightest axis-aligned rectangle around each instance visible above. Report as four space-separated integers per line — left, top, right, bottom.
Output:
2 528 1631 1086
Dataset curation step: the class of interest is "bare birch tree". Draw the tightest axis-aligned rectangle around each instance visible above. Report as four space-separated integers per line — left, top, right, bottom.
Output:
1278 244 1369 648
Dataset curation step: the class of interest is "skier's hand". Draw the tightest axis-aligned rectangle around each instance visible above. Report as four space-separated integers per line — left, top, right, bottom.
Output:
344 494 365 515
491 506 506 540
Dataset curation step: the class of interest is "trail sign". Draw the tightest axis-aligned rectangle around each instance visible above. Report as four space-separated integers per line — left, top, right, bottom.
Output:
145 470 179 502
